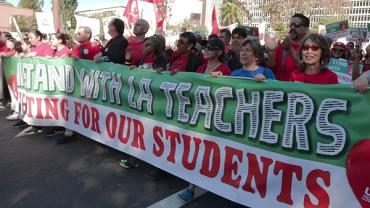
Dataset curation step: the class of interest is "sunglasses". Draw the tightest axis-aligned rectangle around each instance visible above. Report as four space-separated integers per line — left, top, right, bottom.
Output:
205 46 220 51
289 22 304 28
177 39 188 45
302 45 320 51
333 48 344 52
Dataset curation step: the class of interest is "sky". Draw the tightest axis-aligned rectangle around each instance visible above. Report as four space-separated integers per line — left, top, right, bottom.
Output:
7 0 203 25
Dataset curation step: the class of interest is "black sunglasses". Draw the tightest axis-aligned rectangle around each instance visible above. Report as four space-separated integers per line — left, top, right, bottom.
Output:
333 48 344 52
205 45 220 51
289 22 304 28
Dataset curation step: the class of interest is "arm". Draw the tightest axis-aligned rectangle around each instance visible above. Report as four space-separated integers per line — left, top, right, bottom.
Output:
353 71 370 93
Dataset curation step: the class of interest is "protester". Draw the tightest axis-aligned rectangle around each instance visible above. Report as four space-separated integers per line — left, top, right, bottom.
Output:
126 19 150 66
70 26 101 60
331 42 347 59
361 44 370 73
268 13 310 81
290 34 338 84
219 28 231 52
93 34 107 48
135 34 167 71
231 38 275 80
50 33 71 57
95 18 128 64
27 29 54 57
167 32 204 73
196 38 231 76
226 27 247 71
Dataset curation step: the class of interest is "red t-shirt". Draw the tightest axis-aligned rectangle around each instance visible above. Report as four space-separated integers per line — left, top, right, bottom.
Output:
128 40 145 66
273 43 301 81
169 54 189 72
196 63 231 75
71 42 101 60
54 46 71 57
0 42 9 53
290 69 339 84
30 43 54 57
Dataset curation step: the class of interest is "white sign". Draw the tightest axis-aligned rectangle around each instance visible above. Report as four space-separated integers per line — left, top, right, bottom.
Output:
75 15 100 40
35 12 56 34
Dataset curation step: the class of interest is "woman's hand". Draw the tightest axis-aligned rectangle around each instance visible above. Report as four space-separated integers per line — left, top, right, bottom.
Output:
353 73 369 93
155 67 164 74
129 65 136 70
253 74 266 82
210 71 223 77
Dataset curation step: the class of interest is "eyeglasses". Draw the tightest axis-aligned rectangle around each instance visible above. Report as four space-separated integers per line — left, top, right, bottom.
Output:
289 22 304 28
302 45 320 51
205 46 220 51
177 39 188 45
333 48 344 52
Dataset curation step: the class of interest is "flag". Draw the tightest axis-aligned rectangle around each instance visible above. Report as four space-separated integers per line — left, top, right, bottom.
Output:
211 5 220 35
139 0 166 33
123 0 140 24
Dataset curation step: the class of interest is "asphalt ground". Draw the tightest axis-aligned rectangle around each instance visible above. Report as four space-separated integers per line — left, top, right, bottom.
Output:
0 108 246 208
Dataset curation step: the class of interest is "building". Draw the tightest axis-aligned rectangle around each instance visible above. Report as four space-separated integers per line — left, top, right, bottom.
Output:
349 0 370 28
0 0 33 32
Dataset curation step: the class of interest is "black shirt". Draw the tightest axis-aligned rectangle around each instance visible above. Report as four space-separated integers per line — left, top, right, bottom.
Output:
103 35 128 64
226 50 242 71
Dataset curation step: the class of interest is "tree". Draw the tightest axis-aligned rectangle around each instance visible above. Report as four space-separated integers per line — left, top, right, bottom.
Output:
16 0 45 31
61 0 78 31
219 2 247 26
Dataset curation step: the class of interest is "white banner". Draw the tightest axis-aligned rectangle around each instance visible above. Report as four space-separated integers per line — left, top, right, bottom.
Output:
75 15 100 39
35 12 56 34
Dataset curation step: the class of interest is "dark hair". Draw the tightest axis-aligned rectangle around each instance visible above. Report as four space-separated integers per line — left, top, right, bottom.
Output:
207 38 226 63
146 34 165 54
29 29 43 41
180 32 197 49
292 13 310 27
232 27 247 39
2 32 13 40
298 34 330 72
53 33 67 45
64 33 77 49
241 38 266 67
208 34 218 39
220 28 231 38
14 41 23 53
111 18 125 35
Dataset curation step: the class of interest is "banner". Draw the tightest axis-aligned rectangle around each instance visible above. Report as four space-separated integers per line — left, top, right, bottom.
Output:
75 15 100 39
328 58 363 84
326 20 349 41
2 57 370 208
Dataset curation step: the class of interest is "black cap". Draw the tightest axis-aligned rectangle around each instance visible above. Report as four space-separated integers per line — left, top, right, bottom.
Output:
207 38 225 51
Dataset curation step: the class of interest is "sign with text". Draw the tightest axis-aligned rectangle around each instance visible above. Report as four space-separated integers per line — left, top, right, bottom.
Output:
2 57 370 208
328 58 363 84
326 20 349 41
347 27 368 43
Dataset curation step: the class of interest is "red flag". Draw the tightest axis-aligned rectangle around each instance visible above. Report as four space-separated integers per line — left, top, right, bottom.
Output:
123 0 140 24
153 1 166 33
212 5 220 35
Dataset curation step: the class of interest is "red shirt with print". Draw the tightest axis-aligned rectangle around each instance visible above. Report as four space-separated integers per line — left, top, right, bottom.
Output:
54 46 71 57
290 69 339 84
71 42 101 60
0 42 9 53
273 43 301 81
30 43 54 57
196 63 231 75
127 40 145 66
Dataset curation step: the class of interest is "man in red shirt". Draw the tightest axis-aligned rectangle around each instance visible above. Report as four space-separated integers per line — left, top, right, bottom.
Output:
126 19 149 66
71 26 101 60
267 13 310 81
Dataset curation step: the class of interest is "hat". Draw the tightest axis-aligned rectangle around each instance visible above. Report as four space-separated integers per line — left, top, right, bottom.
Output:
333 42 346 49
207 38 225 51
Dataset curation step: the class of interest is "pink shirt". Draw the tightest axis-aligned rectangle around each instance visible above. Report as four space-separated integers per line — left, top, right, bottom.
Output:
30 43 54 57
54 46 71 57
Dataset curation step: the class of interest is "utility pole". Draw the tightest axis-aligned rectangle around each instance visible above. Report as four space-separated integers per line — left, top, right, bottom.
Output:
52 0 61 32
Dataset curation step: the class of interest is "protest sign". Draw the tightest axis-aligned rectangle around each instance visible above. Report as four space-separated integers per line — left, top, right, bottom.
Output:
328 58 363 84
3 57 370 208
326 20 349 41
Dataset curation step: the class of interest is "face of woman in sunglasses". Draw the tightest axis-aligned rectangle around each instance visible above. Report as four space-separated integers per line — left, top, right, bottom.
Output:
203 45 221 60
302 39 322 66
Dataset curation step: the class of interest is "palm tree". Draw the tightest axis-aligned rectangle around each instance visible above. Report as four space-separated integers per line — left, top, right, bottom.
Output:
219 2 247 26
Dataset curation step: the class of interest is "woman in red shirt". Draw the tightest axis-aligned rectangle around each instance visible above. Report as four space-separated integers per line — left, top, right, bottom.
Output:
196 38 231 76
290 34 338 84
27 29 54 57
50 33 71 58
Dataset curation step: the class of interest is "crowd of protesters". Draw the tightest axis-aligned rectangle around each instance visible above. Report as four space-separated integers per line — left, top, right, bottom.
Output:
0 13 370 204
